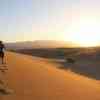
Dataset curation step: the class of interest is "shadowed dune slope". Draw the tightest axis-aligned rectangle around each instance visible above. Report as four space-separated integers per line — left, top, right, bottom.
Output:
0 51 100 100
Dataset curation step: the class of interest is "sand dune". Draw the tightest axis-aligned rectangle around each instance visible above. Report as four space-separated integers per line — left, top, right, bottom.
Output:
0 52 100 100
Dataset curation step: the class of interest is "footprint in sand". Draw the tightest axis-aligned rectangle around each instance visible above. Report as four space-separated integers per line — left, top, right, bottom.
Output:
0 88 14 95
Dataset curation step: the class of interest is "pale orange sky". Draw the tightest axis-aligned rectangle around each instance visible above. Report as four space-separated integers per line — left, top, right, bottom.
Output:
0 0 100 47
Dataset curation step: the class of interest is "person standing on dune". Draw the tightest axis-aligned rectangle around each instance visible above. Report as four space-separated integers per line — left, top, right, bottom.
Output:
0 41 5 64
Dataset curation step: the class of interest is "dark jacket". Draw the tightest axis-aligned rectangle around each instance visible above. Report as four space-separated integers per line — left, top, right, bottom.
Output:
0 44 5 52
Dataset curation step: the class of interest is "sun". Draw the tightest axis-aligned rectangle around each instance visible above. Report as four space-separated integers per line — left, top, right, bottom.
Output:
68 33 100 47
64 18 100 47
66 32 100 47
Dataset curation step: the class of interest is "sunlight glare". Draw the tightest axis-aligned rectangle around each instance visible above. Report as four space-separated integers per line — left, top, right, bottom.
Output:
64 18 100 47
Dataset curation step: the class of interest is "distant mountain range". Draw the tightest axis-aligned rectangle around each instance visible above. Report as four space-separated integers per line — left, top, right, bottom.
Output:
5 40 77 50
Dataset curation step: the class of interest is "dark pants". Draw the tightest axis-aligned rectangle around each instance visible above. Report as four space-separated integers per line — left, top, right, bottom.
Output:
0 51 4 64
0 52 4 58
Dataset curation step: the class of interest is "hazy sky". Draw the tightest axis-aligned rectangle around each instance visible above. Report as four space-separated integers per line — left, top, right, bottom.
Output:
0 0 100 43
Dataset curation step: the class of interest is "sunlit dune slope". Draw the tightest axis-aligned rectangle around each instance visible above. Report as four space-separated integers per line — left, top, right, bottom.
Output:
0 52 100 100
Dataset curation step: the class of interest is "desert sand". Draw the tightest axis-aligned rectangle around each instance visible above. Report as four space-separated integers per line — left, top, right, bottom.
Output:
0 51 100 100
